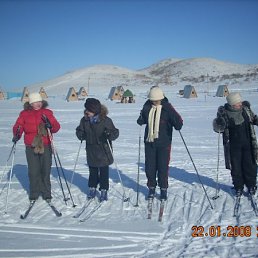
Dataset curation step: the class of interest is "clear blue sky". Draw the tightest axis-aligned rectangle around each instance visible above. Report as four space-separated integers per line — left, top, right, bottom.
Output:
0 0 258 89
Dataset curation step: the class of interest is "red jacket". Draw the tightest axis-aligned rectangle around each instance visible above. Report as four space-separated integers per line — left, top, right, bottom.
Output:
13 101 60 146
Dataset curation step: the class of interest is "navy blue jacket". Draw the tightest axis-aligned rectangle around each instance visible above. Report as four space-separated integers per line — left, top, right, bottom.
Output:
137 98 183 146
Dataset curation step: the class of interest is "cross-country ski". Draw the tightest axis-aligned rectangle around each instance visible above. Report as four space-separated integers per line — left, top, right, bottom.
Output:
20 200 36 220
79 202 103 222
158 200 166 222
147 198 153 219
73 198 94 218
46 200 62 217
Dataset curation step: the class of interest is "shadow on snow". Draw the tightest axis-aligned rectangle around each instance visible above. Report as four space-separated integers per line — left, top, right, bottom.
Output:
3 162 233 201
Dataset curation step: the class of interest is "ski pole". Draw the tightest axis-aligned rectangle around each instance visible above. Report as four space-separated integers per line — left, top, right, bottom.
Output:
0 142 16 184
52 146 68 205
106 140 130 202
1 126 21 184
46 127 76 207
212 131 221 200
134 126 142 207
4 143 17 214
69 140 83 190
179 130 214 210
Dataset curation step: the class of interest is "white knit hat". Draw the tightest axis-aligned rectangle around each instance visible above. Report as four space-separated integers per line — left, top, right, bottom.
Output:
29 92 43 104
226 92 242 106
148 87 164 101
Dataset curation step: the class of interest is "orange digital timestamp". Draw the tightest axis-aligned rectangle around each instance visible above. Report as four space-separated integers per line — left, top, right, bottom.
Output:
191 225 254 237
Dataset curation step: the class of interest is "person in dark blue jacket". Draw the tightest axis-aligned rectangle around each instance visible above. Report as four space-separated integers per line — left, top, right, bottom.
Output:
137 86 183 200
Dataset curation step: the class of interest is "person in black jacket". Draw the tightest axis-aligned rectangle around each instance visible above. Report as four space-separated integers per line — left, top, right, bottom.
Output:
76 98 119 202
137 86 183 200
213 92 258 197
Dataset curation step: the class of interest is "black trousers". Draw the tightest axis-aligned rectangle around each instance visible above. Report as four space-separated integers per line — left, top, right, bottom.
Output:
144 143 171 189
230 143 257 190
25 145 52 200
88 166 109 190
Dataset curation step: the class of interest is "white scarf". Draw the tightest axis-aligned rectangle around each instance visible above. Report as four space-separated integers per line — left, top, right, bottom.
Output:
146 105 162 142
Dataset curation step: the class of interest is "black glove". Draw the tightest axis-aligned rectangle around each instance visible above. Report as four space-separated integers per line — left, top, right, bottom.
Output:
137 111 144 126
253 115 258 125
100 129 111 142
217 106 225 116
103 129 111 139
242 101 250 109
215 117 226 132
42 115 52 129
76 131 85 141
12 135 20 143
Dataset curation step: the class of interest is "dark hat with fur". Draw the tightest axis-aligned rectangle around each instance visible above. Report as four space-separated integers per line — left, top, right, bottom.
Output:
84 98 101 114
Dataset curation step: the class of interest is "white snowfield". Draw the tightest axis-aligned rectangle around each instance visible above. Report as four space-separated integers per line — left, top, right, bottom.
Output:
0 84 258 258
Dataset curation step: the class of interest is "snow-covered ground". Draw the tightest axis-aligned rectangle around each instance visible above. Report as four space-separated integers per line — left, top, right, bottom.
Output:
0 84 258 258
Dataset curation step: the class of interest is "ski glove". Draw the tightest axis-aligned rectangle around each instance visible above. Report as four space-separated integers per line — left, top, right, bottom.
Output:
101 129 111 142
137 111 145 126
253 115 258 125
217 106 225 117
12 135 20 143
77 131 86 141
215 117 226 132
42 115 52 129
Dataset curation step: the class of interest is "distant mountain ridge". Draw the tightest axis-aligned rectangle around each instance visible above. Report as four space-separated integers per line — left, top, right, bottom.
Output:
28 57 258 95
141 57 258 85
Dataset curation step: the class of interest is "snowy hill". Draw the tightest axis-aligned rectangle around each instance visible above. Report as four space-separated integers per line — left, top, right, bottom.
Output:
22 58 258 97
28 64 154 96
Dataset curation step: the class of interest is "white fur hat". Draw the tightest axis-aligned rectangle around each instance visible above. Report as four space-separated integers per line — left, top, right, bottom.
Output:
29 92 43 104
226 92 242 106
148 87 164 101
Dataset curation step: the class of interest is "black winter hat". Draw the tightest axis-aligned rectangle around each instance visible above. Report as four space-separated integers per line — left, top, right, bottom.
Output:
84 98 101 114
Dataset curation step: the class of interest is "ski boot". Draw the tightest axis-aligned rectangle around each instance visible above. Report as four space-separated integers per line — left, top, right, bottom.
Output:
248 186 257 195
88 187 96 199
100 189 108 202
160 188 167 201
235 188 243 197
147 187 155 199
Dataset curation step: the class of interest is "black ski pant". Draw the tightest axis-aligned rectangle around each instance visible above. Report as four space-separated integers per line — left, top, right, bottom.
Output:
88 165 109 190
230 143 257 191
144 143 171 189
25 145 52 200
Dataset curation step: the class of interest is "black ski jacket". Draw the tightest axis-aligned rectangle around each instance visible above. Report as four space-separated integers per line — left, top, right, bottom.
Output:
213 101 258 169
137 98 183 146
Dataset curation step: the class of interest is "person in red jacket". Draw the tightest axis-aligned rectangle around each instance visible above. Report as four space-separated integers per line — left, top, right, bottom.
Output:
12 92 60 202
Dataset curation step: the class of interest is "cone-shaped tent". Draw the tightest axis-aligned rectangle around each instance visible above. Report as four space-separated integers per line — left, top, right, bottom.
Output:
183 85 198 98
66 87 78 102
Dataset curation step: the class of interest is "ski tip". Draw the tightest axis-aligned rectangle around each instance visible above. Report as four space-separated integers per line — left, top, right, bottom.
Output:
20 215 25 219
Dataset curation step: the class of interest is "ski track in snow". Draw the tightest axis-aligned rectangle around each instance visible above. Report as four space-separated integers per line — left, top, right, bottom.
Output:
0 84 258 258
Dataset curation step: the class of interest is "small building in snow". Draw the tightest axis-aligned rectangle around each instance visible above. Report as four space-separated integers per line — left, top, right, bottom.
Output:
108 86 124 101
66 87 78 102
216 85 229 97
183 85 198 98
121 89 135 103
